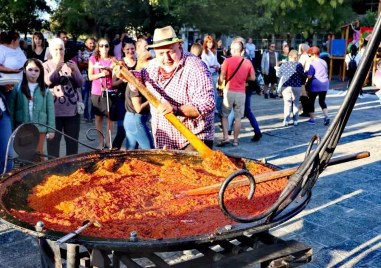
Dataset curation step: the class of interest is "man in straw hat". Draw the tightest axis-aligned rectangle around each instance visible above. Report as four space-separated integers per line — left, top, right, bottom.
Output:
124 26 215 151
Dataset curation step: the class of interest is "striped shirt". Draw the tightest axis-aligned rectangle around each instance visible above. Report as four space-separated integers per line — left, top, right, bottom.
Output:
132 51 215 149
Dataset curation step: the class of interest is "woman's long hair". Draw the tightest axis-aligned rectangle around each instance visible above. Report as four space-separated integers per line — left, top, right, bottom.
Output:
31 32 46 51
203 35 216 55
94 38 110 61
21 58 45 100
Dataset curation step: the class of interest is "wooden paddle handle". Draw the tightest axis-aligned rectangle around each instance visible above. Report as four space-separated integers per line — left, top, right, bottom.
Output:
118 65 213 157
182 151 370 196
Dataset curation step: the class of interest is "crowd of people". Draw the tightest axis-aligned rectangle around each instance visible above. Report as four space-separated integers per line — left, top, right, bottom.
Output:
0 26 371 174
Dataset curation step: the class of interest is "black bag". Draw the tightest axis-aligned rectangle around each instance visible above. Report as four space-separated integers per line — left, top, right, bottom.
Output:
246 80 261 95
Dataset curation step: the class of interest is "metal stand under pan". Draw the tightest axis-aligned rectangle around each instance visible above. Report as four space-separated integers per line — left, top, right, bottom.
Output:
37 232 312 268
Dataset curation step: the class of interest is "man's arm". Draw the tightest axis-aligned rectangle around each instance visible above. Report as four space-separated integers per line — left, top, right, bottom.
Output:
157 102 200 118
218 62 227 86
247 69 256 81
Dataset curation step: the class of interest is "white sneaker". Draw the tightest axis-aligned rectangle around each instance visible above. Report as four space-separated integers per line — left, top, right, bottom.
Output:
283 120 289 127
358 94 364 99
294 121 298 126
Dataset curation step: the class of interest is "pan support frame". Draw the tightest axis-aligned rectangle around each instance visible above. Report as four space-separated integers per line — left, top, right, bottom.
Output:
37 231 312 268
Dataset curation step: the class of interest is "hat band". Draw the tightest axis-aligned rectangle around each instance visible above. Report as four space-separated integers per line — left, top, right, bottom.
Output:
153 37 180 45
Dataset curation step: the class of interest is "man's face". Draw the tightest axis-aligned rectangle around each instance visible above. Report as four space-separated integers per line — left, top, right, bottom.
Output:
269 44 275 51
85 39 95 51
154 42 182 72
59 33 68 44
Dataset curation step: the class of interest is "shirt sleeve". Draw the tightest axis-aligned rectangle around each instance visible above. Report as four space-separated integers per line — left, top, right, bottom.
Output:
186 61 215 117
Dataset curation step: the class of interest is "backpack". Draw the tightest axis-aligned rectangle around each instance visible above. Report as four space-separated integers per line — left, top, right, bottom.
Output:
348 55 357 76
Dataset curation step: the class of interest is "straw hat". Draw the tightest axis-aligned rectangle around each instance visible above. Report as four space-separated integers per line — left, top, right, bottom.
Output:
147 26 182 48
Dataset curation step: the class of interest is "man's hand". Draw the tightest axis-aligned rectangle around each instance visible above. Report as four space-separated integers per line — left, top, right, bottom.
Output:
157 102 174 115
112 65 128 83
55 62 65 73
66 60 77 73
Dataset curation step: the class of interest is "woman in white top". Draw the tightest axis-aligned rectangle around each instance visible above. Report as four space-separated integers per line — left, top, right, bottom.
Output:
0 31 27 82
201 35 220 114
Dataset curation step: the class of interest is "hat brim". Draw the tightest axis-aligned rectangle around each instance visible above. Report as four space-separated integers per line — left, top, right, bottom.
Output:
147 38 183 49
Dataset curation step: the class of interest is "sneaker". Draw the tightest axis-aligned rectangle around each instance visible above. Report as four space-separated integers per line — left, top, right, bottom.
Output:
251 133 262 142
358 94 364 99
269 93 277 99
307 119 315 125
283 120 289 127
293 121 298 126
324 117 330 126
264 93 269 99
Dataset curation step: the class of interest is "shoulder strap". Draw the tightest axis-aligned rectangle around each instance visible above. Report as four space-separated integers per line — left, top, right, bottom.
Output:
226 58 245 83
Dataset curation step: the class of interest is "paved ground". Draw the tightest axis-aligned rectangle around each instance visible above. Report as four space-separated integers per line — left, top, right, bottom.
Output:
1 78 381 267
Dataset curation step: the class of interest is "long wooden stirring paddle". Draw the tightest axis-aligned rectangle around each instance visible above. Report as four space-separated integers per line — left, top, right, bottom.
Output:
115 63 213 157
181 151 370 196
114 63 238 176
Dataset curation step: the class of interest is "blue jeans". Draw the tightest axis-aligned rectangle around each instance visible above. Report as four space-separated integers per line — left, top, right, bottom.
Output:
82 80 94 120
212 73 222 114
228 90 261 135
0 113 13 173
123 112 154 150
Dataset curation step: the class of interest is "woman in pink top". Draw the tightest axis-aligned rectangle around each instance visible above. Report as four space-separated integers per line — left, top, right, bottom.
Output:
88 38 115 149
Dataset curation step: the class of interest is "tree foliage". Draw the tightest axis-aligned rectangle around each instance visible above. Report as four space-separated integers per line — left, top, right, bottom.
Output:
0 0 51 36
168 0 356 37
49 0 358 38
50 0 178 38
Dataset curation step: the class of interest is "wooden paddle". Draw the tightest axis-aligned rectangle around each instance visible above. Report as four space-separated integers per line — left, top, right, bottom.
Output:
181 151 370 196
115 63 214 158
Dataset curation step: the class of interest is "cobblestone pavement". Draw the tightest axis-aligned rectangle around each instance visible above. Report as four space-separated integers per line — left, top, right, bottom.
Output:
1 79 381 267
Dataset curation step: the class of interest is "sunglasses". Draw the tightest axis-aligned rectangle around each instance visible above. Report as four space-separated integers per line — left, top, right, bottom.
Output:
27 68 40 73
270 45 275 48
99 44 109 48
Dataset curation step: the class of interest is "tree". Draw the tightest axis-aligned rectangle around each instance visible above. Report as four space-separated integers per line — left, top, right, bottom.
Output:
0 0 51 37
49 0 357 39
164 0 356 38
50 0 177 38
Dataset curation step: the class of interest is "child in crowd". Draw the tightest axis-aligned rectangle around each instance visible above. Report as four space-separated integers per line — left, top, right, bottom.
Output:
8 58 55 161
